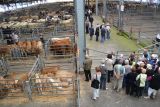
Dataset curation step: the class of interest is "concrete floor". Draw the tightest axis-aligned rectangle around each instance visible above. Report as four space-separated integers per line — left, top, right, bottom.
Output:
79 15 160 107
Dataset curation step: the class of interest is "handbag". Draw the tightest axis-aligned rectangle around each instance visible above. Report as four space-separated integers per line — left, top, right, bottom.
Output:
135 74 141 87
91 74 100 89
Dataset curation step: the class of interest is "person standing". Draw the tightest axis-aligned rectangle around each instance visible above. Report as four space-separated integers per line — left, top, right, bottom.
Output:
123 60 131 88
85 20 90 34
11 32 19 44
88 9 92 19
101 26 106 43
144 67 160 99
99 60 108 90
105 23 111 40
83 55 92 81
95 24 100 41
89 15 94 27
105 54 114 83
113 60 125 92
89 25 94 40
136 68 147 97
5 35 12 45
91 67 101 100
125 66 138 95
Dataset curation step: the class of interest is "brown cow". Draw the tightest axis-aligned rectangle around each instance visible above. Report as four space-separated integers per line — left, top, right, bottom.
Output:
0 46 10 57
50 37 73 55
41 66 60 76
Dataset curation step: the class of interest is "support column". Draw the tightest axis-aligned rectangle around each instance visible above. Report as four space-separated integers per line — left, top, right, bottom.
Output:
103 0 107 19
91 0 94 7
75 0 85 71
0 28 4 43
96 0 99 15
118 0 124 31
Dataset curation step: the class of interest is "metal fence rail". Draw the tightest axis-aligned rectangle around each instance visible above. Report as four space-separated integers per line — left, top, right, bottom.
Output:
30 76 75 96
28 56 44 80
0 58 8 77
54 25 74 35
44 35 75 58
0 58 36 99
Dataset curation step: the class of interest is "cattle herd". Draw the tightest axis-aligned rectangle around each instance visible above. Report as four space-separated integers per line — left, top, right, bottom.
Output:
0 40 43 58
0 2 76 102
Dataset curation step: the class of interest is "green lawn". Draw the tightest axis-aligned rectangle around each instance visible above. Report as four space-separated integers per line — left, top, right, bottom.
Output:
110 27 143 51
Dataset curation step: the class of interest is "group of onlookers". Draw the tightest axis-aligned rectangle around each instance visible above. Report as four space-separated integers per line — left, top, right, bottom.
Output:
83 49 160 101
85 9 111 42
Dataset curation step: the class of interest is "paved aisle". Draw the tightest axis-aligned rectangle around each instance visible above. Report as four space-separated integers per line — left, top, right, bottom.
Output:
80 16 160 107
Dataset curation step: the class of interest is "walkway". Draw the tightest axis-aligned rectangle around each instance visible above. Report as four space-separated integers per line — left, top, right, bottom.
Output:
80 15 160 107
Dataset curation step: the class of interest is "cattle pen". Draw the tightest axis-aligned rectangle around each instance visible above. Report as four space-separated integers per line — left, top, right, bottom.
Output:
0 53 80 107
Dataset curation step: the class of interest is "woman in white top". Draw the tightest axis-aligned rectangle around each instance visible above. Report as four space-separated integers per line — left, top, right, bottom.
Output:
91 67 101 100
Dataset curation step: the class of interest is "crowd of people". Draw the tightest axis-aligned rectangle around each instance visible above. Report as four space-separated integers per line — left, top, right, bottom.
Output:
85 9 111 43
83 50 160 101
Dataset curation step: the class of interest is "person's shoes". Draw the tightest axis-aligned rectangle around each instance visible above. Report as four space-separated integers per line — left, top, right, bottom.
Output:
152 95 156 99
85 79 89 82
144 96 150 99
91 97 96 101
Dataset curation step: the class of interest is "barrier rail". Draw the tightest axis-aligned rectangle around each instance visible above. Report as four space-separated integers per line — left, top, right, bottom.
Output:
54 25 74 35
0 58 8 77
44 35 75 58
28 56 44 80
0 58 35 99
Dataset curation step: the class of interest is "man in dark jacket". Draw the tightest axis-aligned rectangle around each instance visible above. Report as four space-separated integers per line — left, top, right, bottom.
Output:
101 26 106 43
95 24 100 41
83 55 92 81
89 15 94 27
144 68 160 99
125 66 138 95
89 26 94 40
85 20 90 34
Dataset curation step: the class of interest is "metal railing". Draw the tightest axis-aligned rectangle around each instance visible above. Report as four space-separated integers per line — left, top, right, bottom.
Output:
0 58 36 99
44 35 75 58
28 56 44 80
75 78 80 107
0 58 8 77
54 25 74 36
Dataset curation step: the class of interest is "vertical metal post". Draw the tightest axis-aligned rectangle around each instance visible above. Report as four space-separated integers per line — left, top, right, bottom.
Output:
0 28 4 43
24 81 32 101
88 0 90 7
96 0 99 16
137 30 141 44
103 0 107 20
75 0 85 71
118 0 124 31
118 0 121 30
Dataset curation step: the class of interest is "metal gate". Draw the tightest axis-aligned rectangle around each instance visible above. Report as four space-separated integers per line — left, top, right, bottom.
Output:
0 57 36 100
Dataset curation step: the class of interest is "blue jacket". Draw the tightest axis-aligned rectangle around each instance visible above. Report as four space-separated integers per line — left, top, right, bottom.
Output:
101 28 106 36
89 27 94 36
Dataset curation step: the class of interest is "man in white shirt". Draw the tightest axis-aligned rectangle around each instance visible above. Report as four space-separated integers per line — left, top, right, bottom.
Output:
105 23 111 40
12 33 19 44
